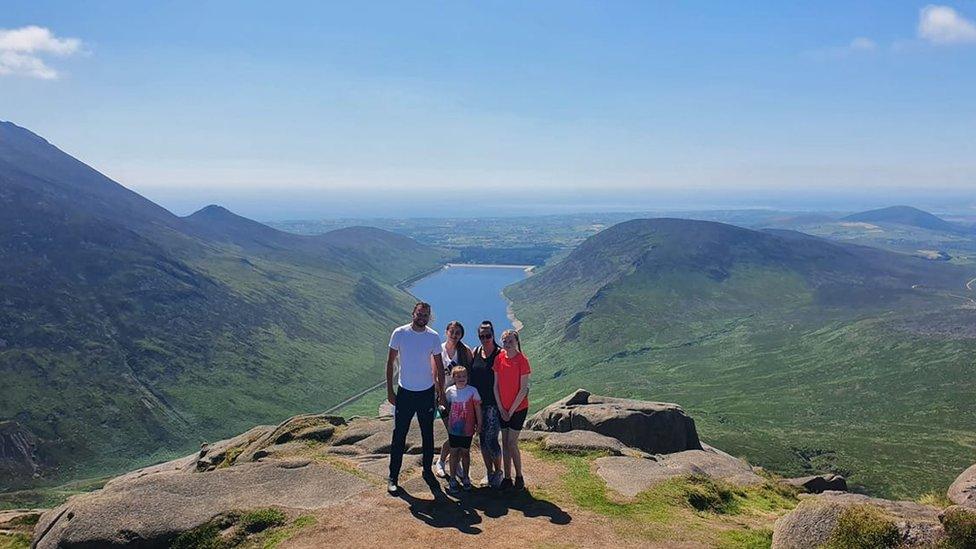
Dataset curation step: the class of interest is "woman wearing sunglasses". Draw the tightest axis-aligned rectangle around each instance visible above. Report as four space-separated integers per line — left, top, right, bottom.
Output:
467 320 504 488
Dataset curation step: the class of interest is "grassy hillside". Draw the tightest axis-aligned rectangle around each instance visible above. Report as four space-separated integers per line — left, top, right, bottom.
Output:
506 218 976 498
0 122 450 490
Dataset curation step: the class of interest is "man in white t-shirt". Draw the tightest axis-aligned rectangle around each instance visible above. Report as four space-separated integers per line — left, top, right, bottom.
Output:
385 301 445 494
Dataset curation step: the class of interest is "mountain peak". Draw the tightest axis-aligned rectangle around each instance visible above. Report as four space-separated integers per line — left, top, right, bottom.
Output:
843 205 961 233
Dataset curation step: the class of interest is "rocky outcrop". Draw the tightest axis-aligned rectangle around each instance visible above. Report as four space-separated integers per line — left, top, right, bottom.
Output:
0 421 42 484
525 389 702 455
595 450 763 497
534 430 627 456
783 474 848 494
33 460 367 549
772 491 945 548
949 462 976 508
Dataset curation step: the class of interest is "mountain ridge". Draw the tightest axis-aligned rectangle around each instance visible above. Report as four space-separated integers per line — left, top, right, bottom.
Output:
507 217 976 497
0 122 449 490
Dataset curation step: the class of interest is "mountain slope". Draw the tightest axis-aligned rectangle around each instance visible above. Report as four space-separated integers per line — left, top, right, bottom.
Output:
507 218 976 497
0 121 449 490
843 205 964 234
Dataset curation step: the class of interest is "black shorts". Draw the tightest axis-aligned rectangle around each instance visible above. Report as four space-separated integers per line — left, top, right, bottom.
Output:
448 434 473 449
500 408 528 431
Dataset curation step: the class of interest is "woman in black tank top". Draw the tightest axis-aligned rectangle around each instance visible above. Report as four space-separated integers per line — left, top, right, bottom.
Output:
469 321 503 488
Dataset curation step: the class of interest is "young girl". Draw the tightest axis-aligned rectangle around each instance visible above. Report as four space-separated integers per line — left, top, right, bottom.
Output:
493 329 531 491
445 365 482 492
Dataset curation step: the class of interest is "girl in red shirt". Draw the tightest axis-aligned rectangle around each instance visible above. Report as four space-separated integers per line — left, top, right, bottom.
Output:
493 329 531 490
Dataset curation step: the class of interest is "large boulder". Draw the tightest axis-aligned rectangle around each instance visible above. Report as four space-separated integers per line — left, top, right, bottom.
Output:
772 492 945 549
949 463 976 508
783 474 848 494
595 450 762 497
525 389 702 455
32 460 368 549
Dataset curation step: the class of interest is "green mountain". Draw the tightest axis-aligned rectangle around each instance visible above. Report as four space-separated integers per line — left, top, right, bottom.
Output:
843 205 965 234
0 121 449 490
507 218 976 498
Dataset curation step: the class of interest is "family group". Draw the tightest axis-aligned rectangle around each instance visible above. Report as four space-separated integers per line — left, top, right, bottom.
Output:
385 302 531 494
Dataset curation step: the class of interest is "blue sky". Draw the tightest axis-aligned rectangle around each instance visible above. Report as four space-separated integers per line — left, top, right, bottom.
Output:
2 1 975 219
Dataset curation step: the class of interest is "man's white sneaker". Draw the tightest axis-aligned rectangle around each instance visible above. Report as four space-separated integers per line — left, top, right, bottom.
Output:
435 460 447 478
387 478 398 494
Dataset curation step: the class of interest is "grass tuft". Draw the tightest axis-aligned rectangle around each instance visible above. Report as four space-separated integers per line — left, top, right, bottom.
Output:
717 528 773 549
942 506 976 549
239 508 286 533
824 504 900 549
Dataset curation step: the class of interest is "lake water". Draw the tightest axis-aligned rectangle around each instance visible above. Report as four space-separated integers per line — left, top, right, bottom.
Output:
409 265 530 344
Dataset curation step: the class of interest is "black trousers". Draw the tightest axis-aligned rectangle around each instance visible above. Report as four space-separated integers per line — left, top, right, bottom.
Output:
388 385 435 481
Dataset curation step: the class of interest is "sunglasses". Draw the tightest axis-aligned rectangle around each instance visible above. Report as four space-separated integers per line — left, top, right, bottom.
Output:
478 333 493 340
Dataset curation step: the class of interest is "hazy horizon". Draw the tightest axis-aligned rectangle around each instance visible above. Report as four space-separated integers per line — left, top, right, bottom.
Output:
3 1 975 221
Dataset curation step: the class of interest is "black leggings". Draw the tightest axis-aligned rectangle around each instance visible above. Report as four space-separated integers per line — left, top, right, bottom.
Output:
389 386 435 481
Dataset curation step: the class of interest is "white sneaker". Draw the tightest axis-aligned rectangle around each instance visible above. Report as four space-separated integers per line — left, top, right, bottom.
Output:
435 460 447 478
387 478 398 494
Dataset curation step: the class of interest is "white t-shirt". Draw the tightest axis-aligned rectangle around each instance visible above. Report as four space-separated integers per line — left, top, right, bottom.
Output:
389 324 442 391
441 342 461 389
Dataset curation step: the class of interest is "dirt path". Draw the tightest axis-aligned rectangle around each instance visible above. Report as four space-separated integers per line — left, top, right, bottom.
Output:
280 452 690 549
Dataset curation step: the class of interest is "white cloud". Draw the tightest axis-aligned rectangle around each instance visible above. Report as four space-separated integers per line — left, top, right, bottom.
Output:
0 26 83 79
918 5 976 44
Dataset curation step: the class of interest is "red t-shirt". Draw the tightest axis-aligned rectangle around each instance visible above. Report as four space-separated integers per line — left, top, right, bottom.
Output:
493 351 531 412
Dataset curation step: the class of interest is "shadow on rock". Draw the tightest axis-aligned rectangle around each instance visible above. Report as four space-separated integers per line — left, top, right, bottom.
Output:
396 481 571 535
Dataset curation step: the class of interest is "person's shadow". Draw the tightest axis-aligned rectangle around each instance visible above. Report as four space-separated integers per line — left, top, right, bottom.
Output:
396 475 571 535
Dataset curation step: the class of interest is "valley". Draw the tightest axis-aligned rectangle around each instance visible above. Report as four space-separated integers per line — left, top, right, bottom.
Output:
3 120 976 506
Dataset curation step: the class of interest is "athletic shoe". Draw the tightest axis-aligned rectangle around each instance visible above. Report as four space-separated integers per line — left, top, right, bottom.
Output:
447 478 461 493
435 460 447 478
387 478 398 494
462 476 473 491
490 471 504 489
499 477 513 491
514 476 525 490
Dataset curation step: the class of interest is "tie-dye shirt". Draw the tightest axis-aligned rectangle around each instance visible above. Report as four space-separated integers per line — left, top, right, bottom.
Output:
445 384 481 437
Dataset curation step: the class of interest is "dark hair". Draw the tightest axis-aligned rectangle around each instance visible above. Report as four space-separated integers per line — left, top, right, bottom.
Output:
445 321 472 365
478 320 498 350
413 301 431 313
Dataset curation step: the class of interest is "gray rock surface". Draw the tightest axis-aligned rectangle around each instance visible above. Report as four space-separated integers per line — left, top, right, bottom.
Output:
783 474 848 494
594 450 762 497
949 462 976 508
772 491 944 549
32 460 368 549
540 430 625 456
525 389 702 454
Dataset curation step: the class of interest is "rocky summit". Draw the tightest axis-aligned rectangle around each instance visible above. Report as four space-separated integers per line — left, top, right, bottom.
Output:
20 390 976 548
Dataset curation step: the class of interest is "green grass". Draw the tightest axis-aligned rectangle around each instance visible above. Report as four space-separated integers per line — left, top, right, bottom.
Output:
528 443 797 545
823 505 900 549
0 533 30 549
170 508 308 549
941 506 976 549
717 529 773 549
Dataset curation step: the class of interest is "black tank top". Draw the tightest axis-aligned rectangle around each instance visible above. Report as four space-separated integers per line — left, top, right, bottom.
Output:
468 345 499 407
